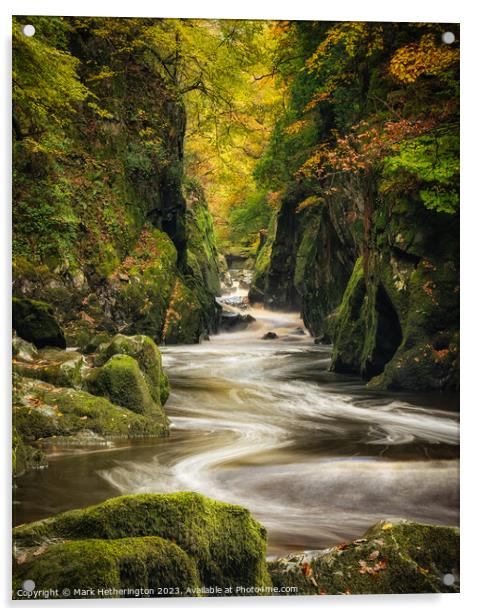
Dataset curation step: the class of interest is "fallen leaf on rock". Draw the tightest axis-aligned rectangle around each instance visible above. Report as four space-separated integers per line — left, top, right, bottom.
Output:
382 523 393 530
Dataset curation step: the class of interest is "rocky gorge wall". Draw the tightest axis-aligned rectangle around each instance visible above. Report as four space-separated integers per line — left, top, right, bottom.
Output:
13 17 221 350
250 178 459 391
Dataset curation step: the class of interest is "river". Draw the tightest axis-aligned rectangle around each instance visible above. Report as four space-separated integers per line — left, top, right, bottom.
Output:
13 271 459 556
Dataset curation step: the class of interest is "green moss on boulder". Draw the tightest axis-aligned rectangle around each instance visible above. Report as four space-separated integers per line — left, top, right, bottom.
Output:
13 297 66 349
85 355 160 415
13 536 200 599
94 334 169 405
268 519 459 595
13 492 271 592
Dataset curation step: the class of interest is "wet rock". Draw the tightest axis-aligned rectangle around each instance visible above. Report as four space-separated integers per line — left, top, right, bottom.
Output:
292 327 306 336
261 331 278 340
268 519 459 595
13 375 169 451
13 297 66 349
221 295 250 310
220 310 255 331
314 333 332 345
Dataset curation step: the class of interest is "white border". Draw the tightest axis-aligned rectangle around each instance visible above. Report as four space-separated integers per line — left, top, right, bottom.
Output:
1 1 477 614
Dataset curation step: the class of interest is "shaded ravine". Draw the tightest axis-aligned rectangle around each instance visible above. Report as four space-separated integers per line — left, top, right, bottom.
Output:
13 273 459 556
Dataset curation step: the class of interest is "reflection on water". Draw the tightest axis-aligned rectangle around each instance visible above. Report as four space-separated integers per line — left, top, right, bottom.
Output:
13 286 459 555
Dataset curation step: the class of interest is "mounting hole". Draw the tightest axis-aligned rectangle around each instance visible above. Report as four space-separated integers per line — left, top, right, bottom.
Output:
443 573 455 586
22 579 35 592
442 31 455 44
22 24 35 37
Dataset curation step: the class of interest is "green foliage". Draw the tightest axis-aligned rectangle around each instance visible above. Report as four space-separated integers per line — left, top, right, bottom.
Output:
382 134 459 213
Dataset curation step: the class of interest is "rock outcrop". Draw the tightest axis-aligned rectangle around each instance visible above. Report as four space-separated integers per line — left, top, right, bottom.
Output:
12 17 221 349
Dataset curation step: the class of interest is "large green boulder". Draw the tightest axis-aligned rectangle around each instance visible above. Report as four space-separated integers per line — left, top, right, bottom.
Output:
13 536 200 599
268 519 459 595
13 492 271 593
94 334 169 405
13 297 66 349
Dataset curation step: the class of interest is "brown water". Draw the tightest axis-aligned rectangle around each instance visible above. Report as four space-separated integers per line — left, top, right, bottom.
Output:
13 283 459 556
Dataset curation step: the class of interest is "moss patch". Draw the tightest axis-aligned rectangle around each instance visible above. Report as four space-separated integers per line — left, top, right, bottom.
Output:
13 536 200 599
85 355 160 415
94 334 169 405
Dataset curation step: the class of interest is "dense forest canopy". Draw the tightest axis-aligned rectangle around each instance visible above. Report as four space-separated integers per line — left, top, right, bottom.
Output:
13 17 459 256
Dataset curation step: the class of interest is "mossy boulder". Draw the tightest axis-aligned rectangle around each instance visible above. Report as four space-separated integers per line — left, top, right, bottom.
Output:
85 355 161 415
13 348 86 389
13 297 66 349
13 492 271 593
94 334 169 405
268 519 459 595
13 536 200 599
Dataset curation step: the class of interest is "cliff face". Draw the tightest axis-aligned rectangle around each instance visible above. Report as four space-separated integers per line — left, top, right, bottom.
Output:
251 179 459 391
12 17 220 347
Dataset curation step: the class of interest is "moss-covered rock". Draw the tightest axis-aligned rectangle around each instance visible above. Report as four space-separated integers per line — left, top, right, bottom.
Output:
13 536 200 599
13 375 169 448
13 492 271 593
268 519 459 595
94 334 169 405
13 297 66 349
13 348 86 389
85 355 161 415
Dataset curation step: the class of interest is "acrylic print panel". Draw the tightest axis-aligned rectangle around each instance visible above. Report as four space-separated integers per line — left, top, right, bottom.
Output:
12 16 459 599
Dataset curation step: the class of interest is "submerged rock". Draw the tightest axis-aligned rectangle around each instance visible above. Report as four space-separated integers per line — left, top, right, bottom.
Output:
13 492 271 597
13 297 66 349
261 331 278 340
268 519 459 595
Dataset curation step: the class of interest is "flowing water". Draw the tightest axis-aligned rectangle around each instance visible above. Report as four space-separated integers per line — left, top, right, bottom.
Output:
13 271 459 556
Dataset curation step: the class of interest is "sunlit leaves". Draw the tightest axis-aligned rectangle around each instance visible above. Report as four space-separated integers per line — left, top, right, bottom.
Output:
389 34 459 84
